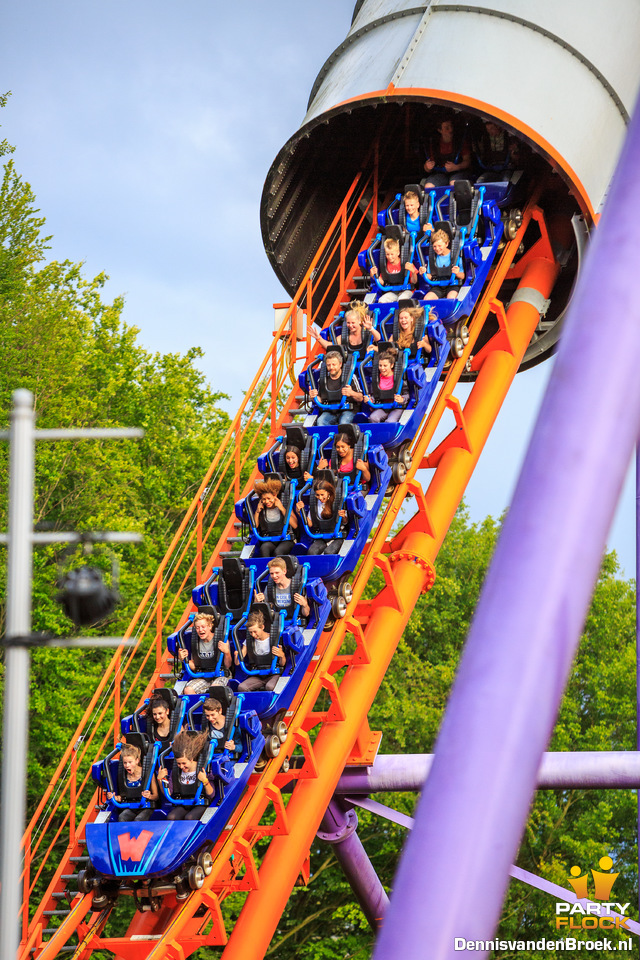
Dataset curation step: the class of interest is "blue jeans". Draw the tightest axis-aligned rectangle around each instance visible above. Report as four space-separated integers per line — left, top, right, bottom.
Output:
316 409 356 426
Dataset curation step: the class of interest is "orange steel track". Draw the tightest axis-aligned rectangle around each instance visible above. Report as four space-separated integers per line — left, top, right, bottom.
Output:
21 180 559 960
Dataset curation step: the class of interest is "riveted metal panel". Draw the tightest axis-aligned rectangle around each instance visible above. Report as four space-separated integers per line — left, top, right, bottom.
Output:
454 0 640 110
307 15 420 120
352 0 428 31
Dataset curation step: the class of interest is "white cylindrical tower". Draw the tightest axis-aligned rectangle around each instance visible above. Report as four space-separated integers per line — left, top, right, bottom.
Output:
261 0 640 366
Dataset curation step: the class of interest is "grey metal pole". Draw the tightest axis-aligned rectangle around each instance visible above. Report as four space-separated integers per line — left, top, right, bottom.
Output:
0 389 36 960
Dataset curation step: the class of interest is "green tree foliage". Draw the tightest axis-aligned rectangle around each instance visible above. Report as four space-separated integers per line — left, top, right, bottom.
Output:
0 157 231 808
260 508 637 959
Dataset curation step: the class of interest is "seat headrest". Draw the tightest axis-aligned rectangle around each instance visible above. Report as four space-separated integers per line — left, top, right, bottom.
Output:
325 344 347 363
221 558 246 583
334 423 361 446
313 469 335 486
452 180 473 226
152 687 177 710
123 732 152 755
384 224 404 243
453 179 473 206
282 555 299 578
205 682 234 709
376 340 395 356
284 425 309 450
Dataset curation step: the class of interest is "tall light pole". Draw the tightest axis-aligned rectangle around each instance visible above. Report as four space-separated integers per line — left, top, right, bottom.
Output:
0 389 36 960
0 389 143 960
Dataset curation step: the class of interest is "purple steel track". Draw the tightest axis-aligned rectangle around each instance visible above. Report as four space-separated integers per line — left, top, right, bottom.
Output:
636 443 640 916
372 98 640 960
336 752 640 793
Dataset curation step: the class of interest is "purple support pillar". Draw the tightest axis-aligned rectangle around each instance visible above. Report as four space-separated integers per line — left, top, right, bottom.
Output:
636 444 640 920
317 799 389 930
373 99 640 960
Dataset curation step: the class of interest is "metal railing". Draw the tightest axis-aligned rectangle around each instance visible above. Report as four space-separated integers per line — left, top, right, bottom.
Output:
20 160 381 944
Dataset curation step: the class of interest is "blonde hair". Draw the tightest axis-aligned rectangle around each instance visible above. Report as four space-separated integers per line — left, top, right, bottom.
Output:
267 557 287 573
396 306 423 349
430 229 450 248
384 238 400 255
345 300 369 326
344 309 363 327
121 743 142 764
193 612 216 631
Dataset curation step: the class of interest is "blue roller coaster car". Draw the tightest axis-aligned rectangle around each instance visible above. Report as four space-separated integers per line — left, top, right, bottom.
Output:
223 590 330 723
300 311 449 452
120 686 187 741
378 177 519 232
179 561 331 723
362 180 506 334
378 182 435 235
86 697 264 885
297 343 360 424
355 342 450 451
166 605 234 688
359 223 417 299
234 427 391 585
175 560 327 689
312 307 382 359
190 556 255 619
257 423 320 481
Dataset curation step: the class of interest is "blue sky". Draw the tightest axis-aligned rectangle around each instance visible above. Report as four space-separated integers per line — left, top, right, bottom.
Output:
2 0 635 576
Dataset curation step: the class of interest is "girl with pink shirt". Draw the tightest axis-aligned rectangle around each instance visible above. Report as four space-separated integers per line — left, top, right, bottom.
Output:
317 433 371 486
367 348 410 424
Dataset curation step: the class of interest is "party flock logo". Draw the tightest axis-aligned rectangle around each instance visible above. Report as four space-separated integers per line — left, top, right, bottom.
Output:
555 856 631 931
